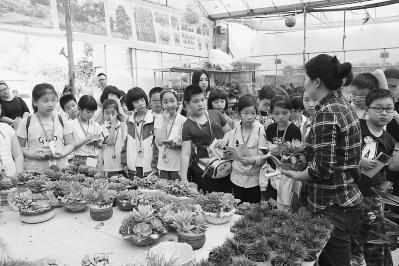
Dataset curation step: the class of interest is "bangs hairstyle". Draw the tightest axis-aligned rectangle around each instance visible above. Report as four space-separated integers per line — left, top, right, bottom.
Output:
100 86 122 103
192 70 210 92
305 54 352 91
207 88 228 111
149 87 164 99
32 83 58 112
237 94 257 113
160 89 178 102
258 85 276 100
289 93 304 110
102 98 119 112
270 96 291 112
59 94 77 110
78 95 97 111
184 84 203 103
365 89 394 107
126 87 148 111
351 73 379 91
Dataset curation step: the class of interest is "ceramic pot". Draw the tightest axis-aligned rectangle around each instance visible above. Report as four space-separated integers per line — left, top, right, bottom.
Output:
19 207 55 224
90 204 113 221
177 231 206 250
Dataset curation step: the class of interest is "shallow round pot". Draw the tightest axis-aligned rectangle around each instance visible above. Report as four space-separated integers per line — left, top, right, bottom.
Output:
116 198 133 211
178 231 206 250
124 234 162 247
65 201 88 212
19 207 55 224
166 221 178 232
149 242 194 266
203 209 235 225
291 163 307 171
90 204 113 221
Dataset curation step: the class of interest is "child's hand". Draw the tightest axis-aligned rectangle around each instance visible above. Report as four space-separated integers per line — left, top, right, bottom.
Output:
359 158 380 170
110 115 117 127
214 138 227 149
240 157 255 166
85 134 99 144
37 147 51 159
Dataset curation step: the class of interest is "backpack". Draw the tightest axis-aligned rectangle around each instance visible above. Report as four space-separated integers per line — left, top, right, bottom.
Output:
25 114 64 143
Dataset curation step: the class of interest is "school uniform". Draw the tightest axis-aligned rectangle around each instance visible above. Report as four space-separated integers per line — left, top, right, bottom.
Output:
0 123 17 177
102 121 127 176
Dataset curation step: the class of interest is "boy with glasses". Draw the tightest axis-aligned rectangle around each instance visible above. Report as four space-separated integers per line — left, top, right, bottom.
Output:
351 89 396 266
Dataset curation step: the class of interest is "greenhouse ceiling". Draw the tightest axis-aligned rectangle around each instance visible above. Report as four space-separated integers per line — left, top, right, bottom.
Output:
195 0 398 20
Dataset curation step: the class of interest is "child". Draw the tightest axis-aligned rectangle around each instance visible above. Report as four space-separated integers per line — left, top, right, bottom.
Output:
154 89 186 180
101 99 127 177
257 85 275 129
265 96 301 202
288 93 306 128
149 87 163 118
352 89 396 266
120 94 132 117
60 94 78 120
96 85 125 124
0 122 23 177
70 95 103 168
218 95 267 203
350 73 379 119
122 87 155 179
301 90 317 141
17 83 75 172
207 88 235 128
180 85 232 193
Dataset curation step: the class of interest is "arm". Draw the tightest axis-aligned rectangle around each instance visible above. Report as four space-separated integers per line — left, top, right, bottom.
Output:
18 137 48 160
56 133 75 158
180 140 192 182
11 134 23 176
0 116 14 125
104 126 116 146
154 121 167 146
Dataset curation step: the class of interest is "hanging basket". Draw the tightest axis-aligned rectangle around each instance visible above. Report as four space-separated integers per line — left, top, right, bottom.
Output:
19 207 55 224
90 204 113 221
177 231 206 250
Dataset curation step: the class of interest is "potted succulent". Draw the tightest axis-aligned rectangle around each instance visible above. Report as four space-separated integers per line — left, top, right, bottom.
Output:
115 190 138 211
13 190 57 224
173 209 208 250
197 192 237 224
62 181 90 212
159 201 201 231
208 244 233 266
265 139 307 171
85 180 116 221
109 175 138 190
119 204 167 247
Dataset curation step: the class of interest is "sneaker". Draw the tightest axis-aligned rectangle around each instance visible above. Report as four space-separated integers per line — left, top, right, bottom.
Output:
350 254 366 266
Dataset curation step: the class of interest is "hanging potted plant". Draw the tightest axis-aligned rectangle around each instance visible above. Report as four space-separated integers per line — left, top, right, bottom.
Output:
173 209 208 250
208 244 233 266
119 205 167 247
116 190 138 211
61 181 90 212
86 180 116 221
13 190 57 224
197 192 237 224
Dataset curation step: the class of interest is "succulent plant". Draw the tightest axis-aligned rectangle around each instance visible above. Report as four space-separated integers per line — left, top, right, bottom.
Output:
85 179 116 206
0 177 15 191
208 244 232 263
172 209 207 234
196 192 237 213
245 239 270 262
232 258 257 266
233 227 258 245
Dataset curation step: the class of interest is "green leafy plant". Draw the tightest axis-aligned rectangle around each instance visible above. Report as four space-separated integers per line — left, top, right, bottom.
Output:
172 209 207 234
85 179 116 206
12 190 55 213
208 244 232 264
0 177 15 191
62 181 90 204
196 192 237 213
232 258 257 266
245 239 270 262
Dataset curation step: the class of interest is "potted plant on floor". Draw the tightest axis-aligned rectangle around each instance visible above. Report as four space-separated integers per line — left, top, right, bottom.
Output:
119 204 167 247
115 190 138 211
61 181 90 212
13 190 57 223
160 201 201 231
173 209 208 250
197 192 237 224
0 177 15 206
208 244 233 265
86 180 116 221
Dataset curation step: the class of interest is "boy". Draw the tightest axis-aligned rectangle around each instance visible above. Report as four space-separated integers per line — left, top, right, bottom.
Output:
352 89 396 266
350 73 379 119
60 94 78 120
149 87 163 118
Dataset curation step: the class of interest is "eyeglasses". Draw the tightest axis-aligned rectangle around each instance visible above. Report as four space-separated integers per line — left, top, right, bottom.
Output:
369 106 395 113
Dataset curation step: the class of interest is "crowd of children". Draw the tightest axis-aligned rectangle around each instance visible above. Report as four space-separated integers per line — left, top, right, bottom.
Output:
1 62 399 266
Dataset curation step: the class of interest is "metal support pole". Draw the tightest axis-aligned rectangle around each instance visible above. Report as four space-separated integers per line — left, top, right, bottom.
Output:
65 0 75 96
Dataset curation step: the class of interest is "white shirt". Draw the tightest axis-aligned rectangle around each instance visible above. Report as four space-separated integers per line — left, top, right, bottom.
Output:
0 123 17 177
71 119 103 157
101 121 127 172
154 114 186 171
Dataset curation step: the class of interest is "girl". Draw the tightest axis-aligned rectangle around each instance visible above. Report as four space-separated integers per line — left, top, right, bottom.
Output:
101 99 127 177
192 70 211 97
0 122 23 178
122 87 155 179
154 90 186 180
180 85 232 193
218 95 267 203
207 88 235 128
301 90 317 141
95 85 126 124
0 81 30 129
17 83 75 172
289 93 306 129
70 95 103 168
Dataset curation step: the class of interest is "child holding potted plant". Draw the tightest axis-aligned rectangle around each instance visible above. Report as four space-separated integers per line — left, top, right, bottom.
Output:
215 95 268 203
154 89 186 180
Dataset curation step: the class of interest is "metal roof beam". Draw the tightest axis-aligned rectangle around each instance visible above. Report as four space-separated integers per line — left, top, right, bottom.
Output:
207 0 374 20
